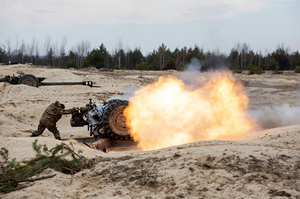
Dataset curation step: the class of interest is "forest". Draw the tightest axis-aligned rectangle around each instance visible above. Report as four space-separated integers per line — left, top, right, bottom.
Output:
0 37 299 73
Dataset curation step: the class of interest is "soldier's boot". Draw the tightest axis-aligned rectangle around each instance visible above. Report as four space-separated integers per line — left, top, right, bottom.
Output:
30 133 38 137
53 133 61 140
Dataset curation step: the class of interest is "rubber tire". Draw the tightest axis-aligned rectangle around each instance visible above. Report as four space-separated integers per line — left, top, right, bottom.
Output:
18 74 39 87
102 100 131 140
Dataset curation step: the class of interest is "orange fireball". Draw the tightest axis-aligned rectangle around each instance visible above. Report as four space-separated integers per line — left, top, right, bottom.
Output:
124 71 255 150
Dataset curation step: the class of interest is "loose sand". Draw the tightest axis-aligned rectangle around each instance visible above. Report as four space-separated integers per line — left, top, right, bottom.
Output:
0 64 299 198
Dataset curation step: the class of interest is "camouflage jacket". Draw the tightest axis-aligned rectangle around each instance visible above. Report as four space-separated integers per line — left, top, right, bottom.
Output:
40 101 74 124
0 76 10 82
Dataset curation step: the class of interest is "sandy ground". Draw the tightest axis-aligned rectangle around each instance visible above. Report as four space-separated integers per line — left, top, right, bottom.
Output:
0 64 299 198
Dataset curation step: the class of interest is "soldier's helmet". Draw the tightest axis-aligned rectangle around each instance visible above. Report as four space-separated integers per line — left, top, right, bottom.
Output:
60 104 65 109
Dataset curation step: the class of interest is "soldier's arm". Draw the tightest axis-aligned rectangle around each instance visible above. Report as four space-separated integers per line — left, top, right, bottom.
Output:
62 108 76 115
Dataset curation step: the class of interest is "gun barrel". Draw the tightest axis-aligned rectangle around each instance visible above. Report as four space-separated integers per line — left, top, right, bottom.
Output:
40 81 93 87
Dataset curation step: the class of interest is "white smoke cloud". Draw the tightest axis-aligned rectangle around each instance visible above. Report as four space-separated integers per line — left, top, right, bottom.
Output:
176 58 204 90
249 103 300 129
109 85 141 101
186 58 202 72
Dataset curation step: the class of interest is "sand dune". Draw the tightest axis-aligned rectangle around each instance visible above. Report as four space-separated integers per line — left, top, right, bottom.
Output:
0 64 299 198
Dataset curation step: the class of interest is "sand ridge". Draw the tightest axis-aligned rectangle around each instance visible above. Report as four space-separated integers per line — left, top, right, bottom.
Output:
0 64 299 198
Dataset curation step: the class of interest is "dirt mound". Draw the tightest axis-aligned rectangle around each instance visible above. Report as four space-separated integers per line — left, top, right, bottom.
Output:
2 127 299 198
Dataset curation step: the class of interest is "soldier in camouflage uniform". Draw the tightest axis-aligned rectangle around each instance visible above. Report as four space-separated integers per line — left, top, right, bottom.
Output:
30 101 76 140
0 75 10 82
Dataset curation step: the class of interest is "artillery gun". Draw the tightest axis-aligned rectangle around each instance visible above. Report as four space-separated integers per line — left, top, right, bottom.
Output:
71 99 132 140
1 74 94 87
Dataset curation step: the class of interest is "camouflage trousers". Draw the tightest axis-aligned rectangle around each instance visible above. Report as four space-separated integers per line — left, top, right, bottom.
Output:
33 120 61 140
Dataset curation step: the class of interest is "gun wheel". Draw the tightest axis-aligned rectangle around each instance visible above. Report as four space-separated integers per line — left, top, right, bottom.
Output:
103 100 131 140
18 74 39 87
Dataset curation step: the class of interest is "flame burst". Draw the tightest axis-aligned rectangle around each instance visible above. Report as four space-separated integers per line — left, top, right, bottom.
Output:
124 71 254 150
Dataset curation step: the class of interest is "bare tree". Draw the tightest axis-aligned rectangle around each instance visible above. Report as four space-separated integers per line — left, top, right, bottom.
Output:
176 50 179 70
158 43 167 70
125 46 131 69
74 40 90 68
58 36 67 68
52 41 59 67
15 35 20 62
44 36 52 65
181 46 187 68
116 39 123 69
44 36 51 55
241 43 249 69
15 35 19 53
234 42 242 67
35 41 40 65
28 38 36 64
19 40 26 64
258 50 262 67
4 37 12 62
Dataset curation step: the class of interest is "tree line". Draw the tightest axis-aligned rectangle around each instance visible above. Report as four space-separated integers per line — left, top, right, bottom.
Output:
0 37 299 72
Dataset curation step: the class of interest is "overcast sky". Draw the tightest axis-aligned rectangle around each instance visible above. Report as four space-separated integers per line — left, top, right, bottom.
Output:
0 0 299 55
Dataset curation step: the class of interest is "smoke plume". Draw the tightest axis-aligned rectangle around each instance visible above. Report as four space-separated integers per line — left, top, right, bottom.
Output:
109 85 141 101
249 103 300 129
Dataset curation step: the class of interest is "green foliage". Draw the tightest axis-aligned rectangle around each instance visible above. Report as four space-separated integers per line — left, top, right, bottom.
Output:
266 58 283 74
230 63 242 73
247 64 264 75
268 58 283 74
83 43 110 69
295 51 300 67
32 139 49 156
64 59 76 68
0 140 94 193
162 60 176 70
0 148 9 163
46 48 54 67
0 148 16 172
186 45 205 63
84 48 105 69
177 66 184 71
146 50 160 70
271 46 291 70
2 35 300 72
130 48 144 69
294 66 300 73
113 65 119 70
267 58 279 71
135 59 148 70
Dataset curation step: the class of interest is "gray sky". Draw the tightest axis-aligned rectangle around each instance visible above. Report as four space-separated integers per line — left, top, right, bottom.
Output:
0 0 299 56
